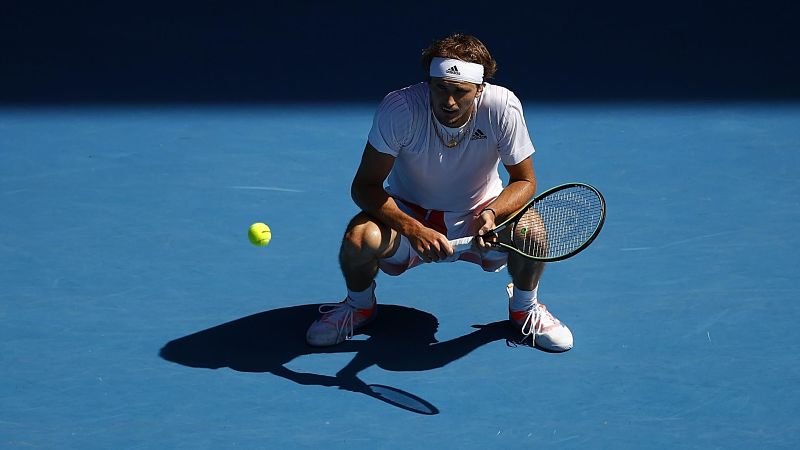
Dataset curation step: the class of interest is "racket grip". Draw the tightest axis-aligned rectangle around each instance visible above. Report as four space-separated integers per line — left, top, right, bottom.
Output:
449 236 475 253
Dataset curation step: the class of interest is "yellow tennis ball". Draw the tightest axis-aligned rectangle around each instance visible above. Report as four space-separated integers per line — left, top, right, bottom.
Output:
248 222 272 247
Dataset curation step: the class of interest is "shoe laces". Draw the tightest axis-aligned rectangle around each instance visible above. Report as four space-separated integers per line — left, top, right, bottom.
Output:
519 302 551 338
508 283 549 339
317 299 360 341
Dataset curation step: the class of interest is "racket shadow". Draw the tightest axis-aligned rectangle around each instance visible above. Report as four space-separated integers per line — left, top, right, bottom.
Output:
159 303 516 415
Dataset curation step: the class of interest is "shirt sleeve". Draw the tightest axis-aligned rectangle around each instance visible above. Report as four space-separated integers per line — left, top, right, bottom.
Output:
367 91 411 157
497 91 535 165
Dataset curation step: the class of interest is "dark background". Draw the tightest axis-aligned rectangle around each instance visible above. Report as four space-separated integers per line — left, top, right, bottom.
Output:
2 0 798 103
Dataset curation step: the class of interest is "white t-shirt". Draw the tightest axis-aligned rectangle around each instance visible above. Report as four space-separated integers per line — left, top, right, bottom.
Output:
367 82 535 212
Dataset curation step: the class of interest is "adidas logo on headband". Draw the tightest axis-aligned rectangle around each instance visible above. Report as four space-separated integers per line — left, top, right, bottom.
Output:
430 57 484 84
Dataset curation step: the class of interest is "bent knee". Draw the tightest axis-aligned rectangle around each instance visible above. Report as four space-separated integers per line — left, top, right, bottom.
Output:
342 214 395 258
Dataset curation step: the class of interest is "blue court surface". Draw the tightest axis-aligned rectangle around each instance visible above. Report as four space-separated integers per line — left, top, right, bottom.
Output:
2 102 799 449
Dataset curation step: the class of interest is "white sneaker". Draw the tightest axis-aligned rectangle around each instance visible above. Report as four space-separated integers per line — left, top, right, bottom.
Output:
507 283 573 352
306 293 377 347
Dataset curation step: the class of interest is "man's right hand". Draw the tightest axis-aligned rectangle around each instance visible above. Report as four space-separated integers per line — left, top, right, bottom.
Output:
408 226 454 263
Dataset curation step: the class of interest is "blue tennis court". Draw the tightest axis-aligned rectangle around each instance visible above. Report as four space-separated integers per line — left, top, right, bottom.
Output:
2 101 798 448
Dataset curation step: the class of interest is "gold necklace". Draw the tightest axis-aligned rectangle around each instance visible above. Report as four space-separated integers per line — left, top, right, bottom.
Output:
431 108 475 148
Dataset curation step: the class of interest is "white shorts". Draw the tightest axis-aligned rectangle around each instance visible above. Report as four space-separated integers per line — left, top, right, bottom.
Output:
378 198 509 276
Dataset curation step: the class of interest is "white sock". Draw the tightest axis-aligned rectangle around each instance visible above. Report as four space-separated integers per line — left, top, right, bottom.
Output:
510 284 538 311
346 281 376 308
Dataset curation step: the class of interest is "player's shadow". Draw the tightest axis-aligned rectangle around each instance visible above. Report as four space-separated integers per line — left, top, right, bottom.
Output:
159 303 520 415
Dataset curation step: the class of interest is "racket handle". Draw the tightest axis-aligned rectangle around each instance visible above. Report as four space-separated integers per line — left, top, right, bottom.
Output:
449 236 475 253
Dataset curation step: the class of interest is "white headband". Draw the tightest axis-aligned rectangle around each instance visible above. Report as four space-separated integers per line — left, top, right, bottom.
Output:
429 57 484 84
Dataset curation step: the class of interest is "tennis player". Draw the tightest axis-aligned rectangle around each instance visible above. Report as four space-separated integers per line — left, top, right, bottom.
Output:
306 34 573 352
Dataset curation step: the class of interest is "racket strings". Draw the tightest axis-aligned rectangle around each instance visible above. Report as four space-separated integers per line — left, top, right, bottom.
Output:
514 186 604 259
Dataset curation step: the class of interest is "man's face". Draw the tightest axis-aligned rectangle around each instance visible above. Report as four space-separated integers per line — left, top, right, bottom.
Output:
429 78 483 127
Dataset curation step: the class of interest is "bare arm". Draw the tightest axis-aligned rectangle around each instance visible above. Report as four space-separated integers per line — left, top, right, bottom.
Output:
351 143 454 261
475 156 537 248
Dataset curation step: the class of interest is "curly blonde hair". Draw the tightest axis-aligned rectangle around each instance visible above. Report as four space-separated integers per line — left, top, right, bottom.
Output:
421 33 497 81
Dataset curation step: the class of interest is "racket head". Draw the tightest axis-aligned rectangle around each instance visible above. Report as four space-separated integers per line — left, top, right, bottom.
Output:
499 183 606 261
367 384 439 415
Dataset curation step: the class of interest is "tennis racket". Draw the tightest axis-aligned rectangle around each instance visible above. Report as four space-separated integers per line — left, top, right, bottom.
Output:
450 183 606 262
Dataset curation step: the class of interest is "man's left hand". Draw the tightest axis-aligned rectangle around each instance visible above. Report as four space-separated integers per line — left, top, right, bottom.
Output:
475 208 497 249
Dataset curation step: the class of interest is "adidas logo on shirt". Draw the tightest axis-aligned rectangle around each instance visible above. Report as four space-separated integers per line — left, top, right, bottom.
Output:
445 65 461 76
470 129 487 140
